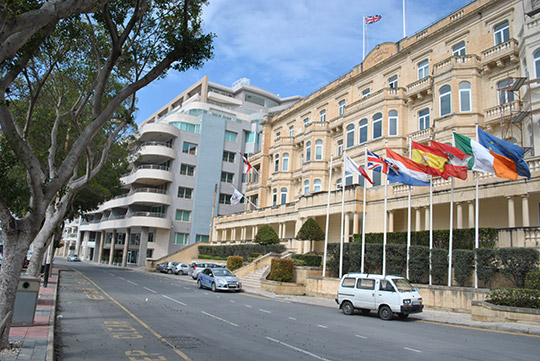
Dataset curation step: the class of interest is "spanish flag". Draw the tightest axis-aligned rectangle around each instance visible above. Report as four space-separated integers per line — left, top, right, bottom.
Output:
430 140 470 180
411 141 448 179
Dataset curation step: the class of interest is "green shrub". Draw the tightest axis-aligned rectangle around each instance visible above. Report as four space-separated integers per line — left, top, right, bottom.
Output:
291 254 322 267
255 225 280 245
296 218 325 242
198 254 227 260
476 248 498 288
488 288 540 309
453 249 474 287
364 243 382 274
431 248 448 285
525 270 540 290
386 244 407 277
198 244 285 261
227 256 244 271
268 258 294 282
408 246 429 283
498 248 540 288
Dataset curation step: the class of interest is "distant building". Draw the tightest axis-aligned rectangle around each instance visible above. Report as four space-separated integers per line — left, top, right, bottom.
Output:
77 76 301 265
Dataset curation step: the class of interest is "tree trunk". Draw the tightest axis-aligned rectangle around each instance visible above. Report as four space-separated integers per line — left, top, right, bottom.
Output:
26 234 49 278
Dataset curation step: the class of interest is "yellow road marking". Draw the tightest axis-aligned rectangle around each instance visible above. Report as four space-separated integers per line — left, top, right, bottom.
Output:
420 320 540 338
75 271 193 361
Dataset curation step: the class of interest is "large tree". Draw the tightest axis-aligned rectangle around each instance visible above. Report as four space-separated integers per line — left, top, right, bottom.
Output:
0 0 213 348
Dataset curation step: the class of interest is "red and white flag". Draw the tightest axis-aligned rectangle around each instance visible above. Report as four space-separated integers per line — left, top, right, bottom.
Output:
365 15 382 24
344 153 374 185
239 151 253 174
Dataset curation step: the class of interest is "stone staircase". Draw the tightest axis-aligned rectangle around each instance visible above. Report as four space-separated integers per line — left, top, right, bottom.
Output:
240 266 269 291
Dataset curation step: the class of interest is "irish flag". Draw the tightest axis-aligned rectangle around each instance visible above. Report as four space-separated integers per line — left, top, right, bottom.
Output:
453 132 519 180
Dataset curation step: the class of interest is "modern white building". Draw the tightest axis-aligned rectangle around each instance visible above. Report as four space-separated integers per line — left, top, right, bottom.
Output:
77 76 301 266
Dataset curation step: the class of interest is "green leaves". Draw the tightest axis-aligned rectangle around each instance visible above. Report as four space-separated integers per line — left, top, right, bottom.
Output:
296 218 325 242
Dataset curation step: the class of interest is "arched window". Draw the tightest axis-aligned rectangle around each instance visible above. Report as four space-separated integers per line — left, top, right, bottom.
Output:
439 85 452 116
459 81 471 112
303 180 310 194
274 154 279 172
373 113 382 139
419 108 430 130
306 141 312 162
272 188 277 206
280 187 287 205
315 140 323 160
388 110 398 136
359 118 368 144
497 79 514 104
418 59 429 80
313 179 322 192
535 48 540 80
452 41 466 56
346 124 355 148
282 153 289 171
494 20 509 45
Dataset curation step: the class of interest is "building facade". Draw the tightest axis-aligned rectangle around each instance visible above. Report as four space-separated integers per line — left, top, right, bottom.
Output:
77 76 301 265
212 0 540 253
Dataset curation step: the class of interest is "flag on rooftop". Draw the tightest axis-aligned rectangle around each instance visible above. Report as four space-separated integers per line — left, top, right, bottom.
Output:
430 140 470 180
344 153 374 185
365 15 382 24
231 187 244 205
411 141 448 179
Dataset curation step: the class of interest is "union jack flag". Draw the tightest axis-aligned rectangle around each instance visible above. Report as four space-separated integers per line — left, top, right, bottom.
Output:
365 15 382 24
367 150 397 174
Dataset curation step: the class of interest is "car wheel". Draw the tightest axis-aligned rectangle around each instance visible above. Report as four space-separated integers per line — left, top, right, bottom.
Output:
211 283 217 292
397 313 409 319
378 305 393 321
197 279 203 289
341 301 354 316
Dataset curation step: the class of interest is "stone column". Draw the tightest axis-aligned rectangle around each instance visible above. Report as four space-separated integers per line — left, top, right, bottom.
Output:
231 228 237 242
139 228 149 266
109 230 116 265
62 239 68 256
424 207 430 231
97 231 105 263
121 228 130 267
388 210 394 233
456 202 463 229
507 196 515 228
521 194 530 227
278 223 283 239
468 201 474 228
252 226 257 241
240 227 246 241
415 208 421 231
353 213 359 235
282 222 287 239
344 212 351 243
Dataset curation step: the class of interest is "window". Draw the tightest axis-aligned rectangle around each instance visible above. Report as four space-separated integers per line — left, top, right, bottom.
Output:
289 125 294 137
171 121 200 134
345 173 353 186
245 131 256 143
388 75 398 89
303 117 310 127
245 93 266 106
535 48 540 81
418 60 429 80
219 194 231 204
315 140 323 160
196 234 209 243
148 232 154 243
175 210 190 222
221 172 234 183
337 139 343 156
497 79 515 104
223 151 235 163
306 141 312 161
182 142 197 155
280 187 287 204
313 179 322 192
494 20 510 45
452 41 466 56
346 124 355 148
174 233 189 245
362 88 370 98
419 108 430 130
439 85 452 116
303 180 310 194
342 277 355 288
224 131 237 142
459 81 472 112
177 187 193 199
272 188 277 206
320 109 326 122
282 153 289 171
336 178 342 189
146 249 153 258
339 100 346 115
373 113 382 139
180 164 195 176
359 119 368 144
372 169 381 186
388 110 398 136
356 278 375 290
274 154 279 172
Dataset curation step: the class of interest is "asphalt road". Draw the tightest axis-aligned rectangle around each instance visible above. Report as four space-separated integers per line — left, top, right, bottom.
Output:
55 260 540 361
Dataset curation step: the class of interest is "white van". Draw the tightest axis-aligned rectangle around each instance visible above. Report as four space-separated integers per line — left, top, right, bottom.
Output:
336 273 423 320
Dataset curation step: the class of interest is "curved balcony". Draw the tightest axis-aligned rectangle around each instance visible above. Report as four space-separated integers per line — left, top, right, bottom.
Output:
79 212 172 231
138 122 180 142
96 188 171 212
121 165 173 186
138 141 176 163
433 55 481 77
481 39 519 73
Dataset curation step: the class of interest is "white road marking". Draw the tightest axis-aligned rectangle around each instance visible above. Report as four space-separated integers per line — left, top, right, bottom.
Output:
106 272 115 276
118 277 125 280
126 280 138 286
144 287 157 294
266 337 332 361
201 311 238 327
404 347 422 353
259 309 272 313
355 335 367 339
317 325 328 329
245 305 253 308
288 317 297 321
162 295 187 306
230 300 236 303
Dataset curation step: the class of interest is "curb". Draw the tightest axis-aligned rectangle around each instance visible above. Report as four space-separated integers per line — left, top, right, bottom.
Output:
46 271 59 361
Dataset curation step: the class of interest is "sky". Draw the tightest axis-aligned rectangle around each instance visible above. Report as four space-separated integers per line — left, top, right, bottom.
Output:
134 0 473 123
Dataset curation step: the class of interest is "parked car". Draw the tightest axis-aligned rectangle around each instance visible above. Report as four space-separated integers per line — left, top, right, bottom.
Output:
197 267 242 292
67 254 80 262
155 263 167 272
161 261 179 274
189 262 213 279
174 263 190 275
336 273 423 320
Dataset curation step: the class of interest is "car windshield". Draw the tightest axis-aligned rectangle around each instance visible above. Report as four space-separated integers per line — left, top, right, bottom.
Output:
213 269 233 277
391 278 415 292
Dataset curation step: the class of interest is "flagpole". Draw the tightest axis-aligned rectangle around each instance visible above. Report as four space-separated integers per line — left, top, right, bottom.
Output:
402 0 406 38
383 143 389 277
362 15 366 61
407 137 412 279
448 177 454 287
339 153 346 278
361 146 368 273
429 174 433 286
474 124 480 288
323 154 334 277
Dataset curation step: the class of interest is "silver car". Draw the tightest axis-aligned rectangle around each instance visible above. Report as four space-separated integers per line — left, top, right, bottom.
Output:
197 268 242 292
173 263 190 275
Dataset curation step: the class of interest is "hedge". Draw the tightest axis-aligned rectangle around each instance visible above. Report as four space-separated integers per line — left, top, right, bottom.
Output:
227 256 244 271
476 248 498 288
488 288 540 309
525 270 540 290
431 248 448 285
198 244 286 261
453 249 475 287
498 248 540 288
269 258 294 282
291 254 322 267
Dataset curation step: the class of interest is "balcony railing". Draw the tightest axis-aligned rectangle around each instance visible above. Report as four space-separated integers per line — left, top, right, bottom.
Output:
128 212 166 218
433 55 481 76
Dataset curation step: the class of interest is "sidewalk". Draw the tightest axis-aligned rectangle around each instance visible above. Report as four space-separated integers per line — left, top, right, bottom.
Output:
1 267 60 361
